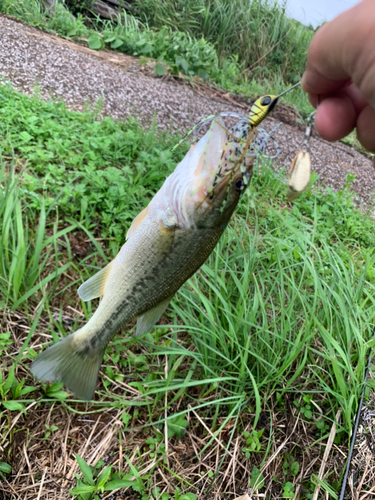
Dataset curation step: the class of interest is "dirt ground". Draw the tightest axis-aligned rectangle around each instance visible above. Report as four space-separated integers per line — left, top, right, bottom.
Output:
1 13 375 500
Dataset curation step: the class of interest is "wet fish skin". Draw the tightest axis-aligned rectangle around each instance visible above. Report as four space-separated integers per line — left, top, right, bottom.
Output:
31 118 255 400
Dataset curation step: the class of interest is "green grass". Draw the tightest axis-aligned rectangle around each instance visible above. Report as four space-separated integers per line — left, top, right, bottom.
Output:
1 85 375 498
0 154 79 308
0 83 183 245
131 0 313 81
0 0 315 117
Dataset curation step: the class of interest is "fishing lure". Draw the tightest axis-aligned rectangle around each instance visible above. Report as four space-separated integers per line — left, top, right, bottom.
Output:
172 82 301 153
286 110 315 202
247 81 301 127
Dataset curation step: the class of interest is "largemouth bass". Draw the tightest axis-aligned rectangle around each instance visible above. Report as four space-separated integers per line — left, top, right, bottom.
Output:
31 90 296 400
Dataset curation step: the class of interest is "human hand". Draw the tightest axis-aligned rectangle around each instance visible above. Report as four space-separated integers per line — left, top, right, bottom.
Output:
302 0 375 152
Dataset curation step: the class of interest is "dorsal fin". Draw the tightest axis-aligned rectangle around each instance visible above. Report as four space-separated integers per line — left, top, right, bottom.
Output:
78 263 112 301
126 206 149 241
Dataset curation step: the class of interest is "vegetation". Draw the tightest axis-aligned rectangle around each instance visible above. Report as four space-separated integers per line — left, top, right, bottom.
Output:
1 82 375 498
0 0 373 497
130 0 312 82
0 0 314 115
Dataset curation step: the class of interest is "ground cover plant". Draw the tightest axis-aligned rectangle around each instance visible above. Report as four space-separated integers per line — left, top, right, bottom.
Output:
0 0 314 117
130 0 311 81
1 83 375 498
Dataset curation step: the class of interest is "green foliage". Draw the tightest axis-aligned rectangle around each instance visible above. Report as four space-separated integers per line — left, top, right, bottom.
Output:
0 461 12 480
0 308 44 427
71 454 153 499
132 0 313 82
0 163 73 307
0 333 12 356
293 395 313 419
145 432 166 461
153 62 166 76
282 481 295 498
0 0 315 116
167 414 189 438
1 346 37 407
154 491 195 500
242 428 265 457
0 1 218 80
282 455 300 478
315 418 330 436
42 382 68 400
250 465 265 490
43 423 59 440
170 489 197 500
0 84 182 244
0 0 45 25
1 84 374 496
101 24 218 80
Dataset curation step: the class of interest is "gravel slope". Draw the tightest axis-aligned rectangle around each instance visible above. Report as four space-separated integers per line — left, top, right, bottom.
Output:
0 14 374 206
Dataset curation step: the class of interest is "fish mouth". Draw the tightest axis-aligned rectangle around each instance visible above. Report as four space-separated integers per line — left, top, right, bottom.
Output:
207 133 255 199
201 153 252 214
190 118 257 217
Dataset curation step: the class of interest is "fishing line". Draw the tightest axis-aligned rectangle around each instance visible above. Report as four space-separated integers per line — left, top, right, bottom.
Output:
302 110 316 151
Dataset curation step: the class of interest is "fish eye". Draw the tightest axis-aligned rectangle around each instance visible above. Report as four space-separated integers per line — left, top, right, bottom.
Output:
261 96 272 106
234 177 244 192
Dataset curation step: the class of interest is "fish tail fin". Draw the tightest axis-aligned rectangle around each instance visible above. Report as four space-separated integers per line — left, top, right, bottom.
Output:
31 329 104 401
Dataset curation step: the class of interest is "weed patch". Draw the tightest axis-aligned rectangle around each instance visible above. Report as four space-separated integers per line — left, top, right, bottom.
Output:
0 0 315 116
0 85 374 498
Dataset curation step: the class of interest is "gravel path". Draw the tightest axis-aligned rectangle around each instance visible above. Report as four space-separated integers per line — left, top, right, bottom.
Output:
1 14 374 206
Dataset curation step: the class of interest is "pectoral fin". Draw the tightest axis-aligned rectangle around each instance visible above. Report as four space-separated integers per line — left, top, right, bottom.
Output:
126 206 149 240
135 297 172 337
78 263 112 301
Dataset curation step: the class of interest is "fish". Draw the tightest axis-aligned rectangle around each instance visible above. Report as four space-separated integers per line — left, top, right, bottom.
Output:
31 87 300 400
31 117 258 400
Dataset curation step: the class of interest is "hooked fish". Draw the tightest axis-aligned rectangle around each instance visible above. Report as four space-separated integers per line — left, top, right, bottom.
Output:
31 88 299 400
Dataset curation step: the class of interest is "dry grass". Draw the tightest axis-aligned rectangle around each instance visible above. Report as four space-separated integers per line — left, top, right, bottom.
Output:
1 63 375 499
2 307 365 500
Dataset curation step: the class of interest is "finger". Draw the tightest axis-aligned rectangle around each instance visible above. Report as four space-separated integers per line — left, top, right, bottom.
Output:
314 96 357 141
313 85 369 142
308 84 368 112
302 0 375 104
302 20 351 95
308 93 319 108
357 106 375 152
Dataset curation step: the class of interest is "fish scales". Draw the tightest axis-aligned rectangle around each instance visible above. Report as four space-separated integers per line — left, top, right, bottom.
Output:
31 85 301 400
80 224 224 354
31 116 259 400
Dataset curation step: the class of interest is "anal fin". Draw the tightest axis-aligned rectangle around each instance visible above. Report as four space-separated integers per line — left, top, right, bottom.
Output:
78 263 112 302
135 297 172 337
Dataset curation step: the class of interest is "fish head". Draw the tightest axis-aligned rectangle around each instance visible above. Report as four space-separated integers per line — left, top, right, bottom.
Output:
167 118 257 230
